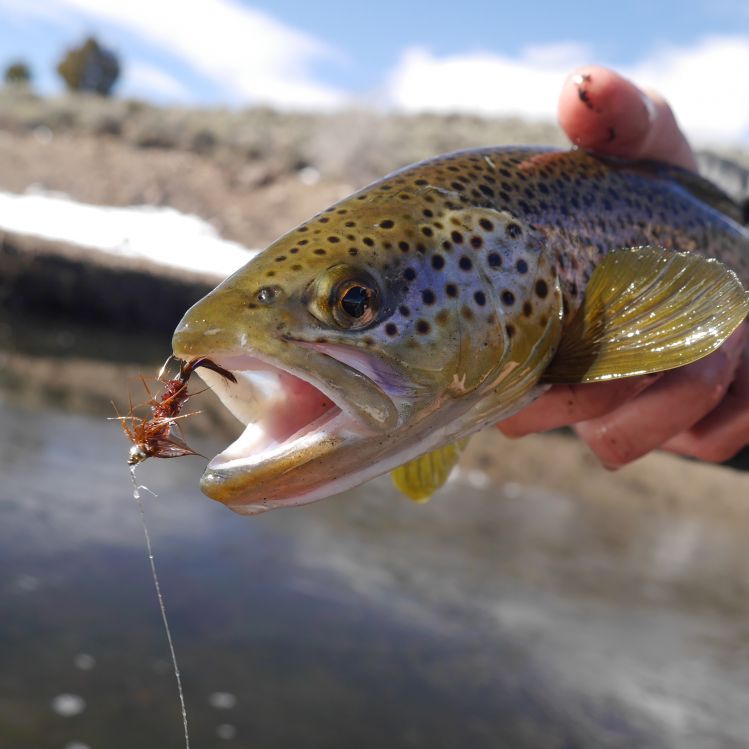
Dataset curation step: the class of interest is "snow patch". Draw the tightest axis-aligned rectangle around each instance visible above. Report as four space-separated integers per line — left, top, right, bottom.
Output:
0 188 258 279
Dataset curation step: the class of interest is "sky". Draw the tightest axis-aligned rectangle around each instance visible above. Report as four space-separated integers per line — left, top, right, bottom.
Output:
1 0 749 145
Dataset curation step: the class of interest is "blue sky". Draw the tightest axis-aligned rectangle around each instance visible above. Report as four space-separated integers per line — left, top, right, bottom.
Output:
1 0 749 144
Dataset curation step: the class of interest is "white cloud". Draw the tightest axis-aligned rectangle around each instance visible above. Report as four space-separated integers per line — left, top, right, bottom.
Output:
628 36 749 144
122 61 190 101
384 36 749 146
384 43 590 120
5 0 346 109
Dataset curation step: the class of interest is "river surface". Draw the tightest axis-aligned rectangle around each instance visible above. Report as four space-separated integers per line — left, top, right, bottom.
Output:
2 333 749 748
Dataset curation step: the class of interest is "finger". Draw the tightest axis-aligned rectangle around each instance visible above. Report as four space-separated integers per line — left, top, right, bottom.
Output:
558 65 697 171
663 332 749 462
498 375 660 438
573 328 747 468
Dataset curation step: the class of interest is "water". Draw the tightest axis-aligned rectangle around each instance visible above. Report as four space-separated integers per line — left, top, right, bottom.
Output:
3 341 749 748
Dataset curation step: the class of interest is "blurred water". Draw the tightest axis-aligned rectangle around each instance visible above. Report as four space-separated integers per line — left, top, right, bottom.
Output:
2 357 749 748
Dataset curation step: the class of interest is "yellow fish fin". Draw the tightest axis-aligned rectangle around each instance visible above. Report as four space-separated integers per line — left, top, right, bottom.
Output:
391 438 471 503
543 246 749 384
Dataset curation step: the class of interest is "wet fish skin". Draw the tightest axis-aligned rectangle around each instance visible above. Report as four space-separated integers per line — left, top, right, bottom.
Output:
172 147 749 512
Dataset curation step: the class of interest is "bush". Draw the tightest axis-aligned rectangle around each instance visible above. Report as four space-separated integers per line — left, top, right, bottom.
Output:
4 61 32 86
56 37 121 96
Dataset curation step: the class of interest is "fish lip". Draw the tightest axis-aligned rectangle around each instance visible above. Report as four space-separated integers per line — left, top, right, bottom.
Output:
181 347 390 507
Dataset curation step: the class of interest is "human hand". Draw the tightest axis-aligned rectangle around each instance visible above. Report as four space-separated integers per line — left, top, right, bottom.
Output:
497 65 749 467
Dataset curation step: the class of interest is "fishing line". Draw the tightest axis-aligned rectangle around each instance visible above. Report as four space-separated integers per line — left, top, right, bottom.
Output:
128 466 191 749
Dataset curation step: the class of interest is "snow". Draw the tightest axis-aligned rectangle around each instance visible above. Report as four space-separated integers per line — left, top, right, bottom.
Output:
0 188 259 279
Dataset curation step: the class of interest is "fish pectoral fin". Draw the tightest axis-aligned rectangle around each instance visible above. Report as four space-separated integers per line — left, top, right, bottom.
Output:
543 246 749 384
391 438 470 503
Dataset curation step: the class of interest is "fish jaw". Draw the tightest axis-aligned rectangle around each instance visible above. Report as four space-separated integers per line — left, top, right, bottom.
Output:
170 346 454 514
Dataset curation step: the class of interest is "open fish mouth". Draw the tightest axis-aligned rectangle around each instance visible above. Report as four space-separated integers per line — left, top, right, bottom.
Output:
195 353 362 472
186 348 406 513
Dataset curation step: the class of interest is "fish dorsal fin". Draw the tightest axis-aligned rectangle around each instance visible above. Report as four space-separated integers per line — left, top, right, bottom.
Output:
543 246 749 384
391 439 470 503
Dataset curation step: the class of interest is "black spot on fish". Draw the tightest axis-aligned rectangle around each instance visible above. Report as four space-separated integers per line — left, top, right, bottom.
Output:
445 283 458 298
404 267 417 281
516 259 528 274
431 254 445 270
474 291 486 306
385 323 398 336
459 256 473 271
416 319 431 335
535 279 548 298
506 222 522 239
501 290 515 306
380 219 395 229
422 289 436 305
488 252 502 268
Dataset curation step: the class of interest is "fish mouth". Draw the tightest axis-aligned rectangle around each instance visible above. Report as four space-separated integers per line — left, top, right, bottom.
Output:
187 349 400 514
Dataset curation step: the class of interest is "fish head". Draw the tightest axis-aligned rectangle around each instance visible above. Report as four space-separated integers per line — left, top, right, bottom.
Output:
173 168 562 513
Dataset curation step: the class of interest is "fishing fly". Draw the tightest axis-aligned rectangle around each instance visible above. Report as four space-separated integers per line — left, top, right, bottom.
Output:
114 356 237 466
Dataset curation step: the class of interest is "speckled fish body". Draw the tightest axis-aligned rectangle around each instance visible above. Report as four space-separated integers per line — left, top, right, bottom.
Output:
173 147 749 513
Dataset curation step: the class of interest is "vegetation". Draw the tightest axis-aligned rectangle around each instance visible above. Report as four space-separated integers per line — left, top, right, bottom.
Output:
56 37 121 96
4 61 31 86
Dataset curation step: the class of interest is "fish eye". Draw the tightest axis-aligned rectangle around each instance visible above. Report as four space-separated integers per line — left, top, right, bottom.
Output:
340 285 372 318
334 281 378 328
308 265 381 330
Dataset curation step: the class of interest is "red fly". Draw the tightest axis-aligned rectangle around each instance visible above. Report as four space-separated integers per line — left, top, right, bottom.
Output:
114 357 237 465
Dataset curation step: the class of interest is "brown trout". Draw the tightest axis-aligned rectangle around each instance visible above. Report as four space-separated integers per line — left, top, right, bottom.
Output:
172 147 749 514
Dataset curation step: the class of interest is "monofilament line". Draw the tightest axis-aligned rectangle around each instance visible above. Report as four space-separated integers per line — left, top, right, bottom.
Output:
129 466 191 749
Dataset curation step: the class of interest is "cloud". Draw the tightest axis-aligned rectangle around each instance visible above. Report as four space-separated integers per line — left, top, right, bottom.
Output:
383 43 591 120
628 36 749 144
384 36 749 145
122 61 191 101
4 0 347 109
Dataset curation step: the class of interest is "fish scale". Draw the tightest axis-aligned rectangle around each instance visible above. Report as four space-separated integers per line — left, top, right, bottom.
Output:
172 146 749 512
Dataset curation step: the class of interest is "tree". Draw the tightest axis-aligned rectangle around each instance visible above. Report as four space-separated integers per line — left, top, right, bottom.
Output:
4 61 32 86
57 37 121 96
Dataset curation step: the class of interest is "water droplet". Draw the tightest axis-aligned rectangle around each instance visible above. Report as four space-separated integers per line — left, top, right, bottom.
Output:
209 691 237 709
51 693 86 717
74 653 95 671
216 723 237 740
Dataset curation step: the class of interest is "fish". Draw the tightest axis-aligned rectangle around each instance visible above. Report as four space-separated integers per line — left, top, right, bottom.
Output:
171 146 749 515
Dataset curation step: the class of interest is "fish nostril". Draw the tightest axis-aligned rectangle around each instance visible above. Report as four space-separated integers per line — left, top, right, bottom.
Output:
257 286 281 305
